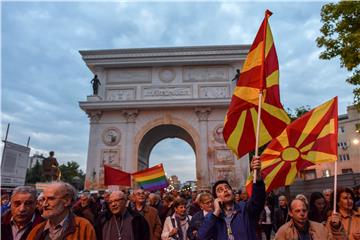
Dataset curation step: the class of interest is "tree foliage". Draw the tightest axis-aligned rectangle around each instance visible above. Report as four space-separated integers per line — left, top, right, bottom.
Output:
25 160 45 183
59 161 85 190
286 105 311 122
316 1 360 108
26 160 85 190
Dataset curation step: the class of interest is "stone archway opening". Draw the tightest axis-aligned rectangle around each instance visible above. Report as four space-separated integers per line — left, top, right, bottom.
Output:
149 138 196 183
138 124 196 182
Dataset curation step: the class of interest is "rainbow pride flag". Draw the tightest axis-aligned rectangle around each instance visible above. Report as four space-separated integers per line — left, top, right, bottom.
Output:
132 164 168 191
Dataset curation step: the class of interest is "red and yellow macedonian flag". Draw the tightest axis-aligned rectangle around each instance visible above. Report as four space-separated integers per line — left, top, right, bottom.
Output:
247 97 338 194
223 10 290 158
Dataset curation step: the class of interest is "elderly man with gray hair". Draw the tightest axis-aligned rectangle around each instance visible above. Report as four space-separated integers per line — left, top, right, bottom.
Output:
1 186 43 240
27 181 96 240
95 190 150 240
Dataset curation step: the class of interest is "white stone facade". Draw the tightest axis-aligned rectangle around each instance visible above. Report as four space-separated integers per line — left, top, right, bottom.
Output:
79 45 250 190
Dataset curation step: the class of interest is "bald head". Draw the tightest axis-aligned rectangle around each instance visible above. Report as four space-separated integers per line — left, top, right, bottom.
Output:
109 191 127 216
290 199 307 211
110 191 125 199
289 199 308 226
44 181 77 206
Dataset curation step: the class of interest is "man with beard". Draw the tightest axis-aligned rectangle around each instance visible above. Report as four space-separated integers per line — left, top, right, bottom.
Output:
1 186 43 240
27 181 96 240
95 190 149 240
162 198 192 240
198 157 266 240
130 188 162 240
275 199 331 239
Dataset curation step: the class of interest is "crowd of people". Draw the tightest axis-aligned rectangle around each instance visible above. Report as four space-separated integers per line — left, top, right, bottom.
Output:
1 158 360 240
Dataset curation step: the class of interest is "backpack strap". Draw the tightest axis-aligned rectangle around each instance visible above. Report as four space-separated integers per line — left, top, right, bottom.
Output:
171 217 176 228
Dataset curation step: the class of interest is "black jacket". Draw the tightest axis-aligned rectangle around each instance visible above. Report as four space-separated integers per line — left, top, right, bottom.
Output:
95 207 149 240
1 210 44 240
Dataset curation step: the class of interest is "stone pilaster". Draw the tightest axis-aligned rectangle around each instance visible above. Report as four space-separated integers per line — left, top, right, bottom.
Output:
123 109 138 173
195 107 211 189
85 111 103 189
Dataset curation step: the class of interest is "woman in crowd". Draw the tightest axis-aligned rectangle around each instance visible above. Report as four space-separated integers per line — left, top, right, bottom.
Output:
162 198 192 240
259 199 273 240
308 192 328 224
327 187 360 239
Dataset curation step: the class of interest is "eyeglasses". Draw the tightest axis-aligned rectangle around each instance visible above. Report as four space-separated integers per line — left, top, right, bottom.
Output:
202 200 213 205
135 192 145 196
109 198 126 204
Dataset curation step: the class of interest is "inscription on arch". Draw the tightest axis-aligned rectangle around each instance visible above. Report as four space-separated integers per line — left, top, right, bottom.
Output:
142 86 192 99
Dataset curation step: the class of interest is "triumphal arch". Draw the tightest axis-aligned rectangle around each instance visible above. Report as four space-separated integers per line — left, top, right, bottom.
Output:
79 45 250 190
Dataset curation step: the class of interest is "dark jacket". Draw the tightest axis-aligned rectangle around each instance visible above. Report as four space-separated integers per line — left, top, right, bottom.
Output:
130 204 162 240
73 200 97 224
273 206 290 232
95 207 150 240
1 210 44 240
188 202 201 217
187 210 208 240
198 180 266 240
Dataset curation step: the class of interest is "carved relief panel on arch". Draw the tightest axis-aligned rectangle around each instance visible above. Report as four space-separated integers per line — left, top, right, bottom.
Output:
102 127 121 146
159 67 176 83
183 65 229 82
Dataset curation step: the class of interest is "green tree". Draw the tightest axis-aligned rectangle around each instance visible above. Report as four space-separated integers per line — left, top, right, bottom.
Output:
316 1 360 108
59 161 85 190
286 105 311 122
25 159 46 184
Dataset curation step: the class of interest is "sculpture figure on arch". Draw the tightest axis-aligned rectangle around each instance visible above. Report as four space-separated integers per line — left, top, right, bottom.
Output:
90 75 101 95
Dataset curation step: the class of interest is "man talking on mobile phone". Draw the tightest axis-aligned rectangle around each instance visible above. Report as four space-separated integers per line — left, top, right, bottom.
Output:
198 157 265 240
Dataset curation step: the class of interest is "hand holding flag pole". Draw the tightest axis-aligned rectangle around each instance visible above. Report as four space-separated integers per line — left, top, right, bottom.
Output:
253 89 263 183
251 156 262 181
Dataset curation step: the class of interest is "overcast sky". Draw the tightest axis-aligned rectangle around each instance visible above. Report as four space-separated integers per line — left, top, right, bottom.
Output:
1 1 354 182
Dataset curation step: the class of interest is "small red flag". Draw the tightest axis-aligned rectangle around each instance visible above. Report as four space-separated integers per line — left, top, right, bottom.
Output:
104 164 131 186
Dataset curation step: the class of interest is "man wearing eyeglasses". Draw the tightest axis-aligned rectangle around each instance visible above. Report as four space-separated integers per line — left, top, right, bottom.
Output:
130 188 162 240
187 192 214 240
198 157 266 240
95 190 150 240
27 181 96 240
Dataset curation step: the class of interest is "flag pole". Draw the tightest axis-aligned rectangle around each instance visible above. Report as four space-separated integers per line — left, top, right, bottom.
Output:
253 10 270 183
253 90 263 183
333 97 339 213
333 160 338 213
